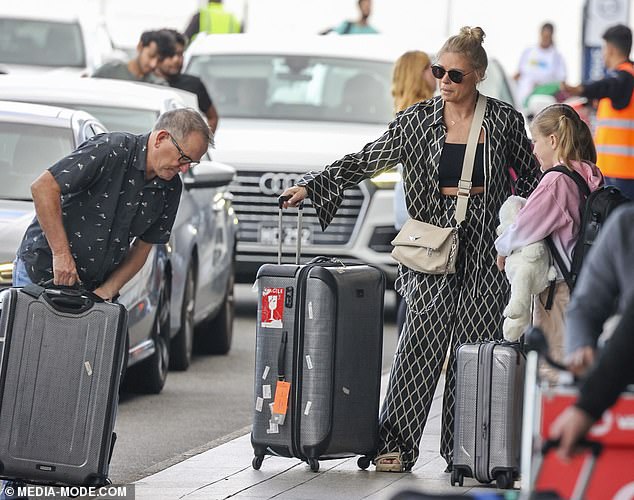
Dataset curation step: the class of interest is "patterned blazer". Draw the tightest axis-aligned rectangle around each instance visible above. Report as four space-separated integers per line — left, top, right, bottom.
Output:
300 94 539 234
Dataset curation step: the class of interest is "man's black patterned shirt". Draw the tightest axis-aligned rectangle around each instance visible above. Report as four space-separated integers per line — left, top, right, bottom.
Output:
18 132 182 289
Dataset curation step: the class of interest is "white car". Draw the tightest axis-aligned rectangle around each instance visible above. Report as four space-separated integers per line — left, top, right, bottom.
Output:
184 34 517 285
0 3 123 76
0 76 238 369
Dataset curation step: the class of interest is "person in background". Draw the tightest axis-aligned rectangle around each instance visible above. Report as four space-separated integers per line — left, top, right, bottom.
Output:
14 108 210 297
92 30 173 85
1 108 210 500
156 29 219 134
550 282 634 460
280 26 539 472
563 24 634 200
514 22 567 112
320 0 378 35
391 50 436 335
495 104 603 381
184 0 242 42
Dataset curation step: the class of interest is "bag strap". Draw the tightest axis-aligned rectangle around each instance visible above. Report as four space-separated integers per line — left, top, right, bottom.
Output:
547 165 591 198
455 94 487 225
545 236 574 290
543 165 589 291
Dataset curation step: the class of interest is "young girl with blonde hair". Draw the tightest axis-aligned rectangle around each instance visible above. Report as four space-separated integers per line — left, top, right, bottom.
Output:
496 103 604 375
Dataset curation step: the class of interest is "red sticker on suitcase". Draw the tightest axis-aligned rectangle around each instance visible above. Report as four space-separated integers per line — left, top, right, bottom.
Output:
261 287 285 328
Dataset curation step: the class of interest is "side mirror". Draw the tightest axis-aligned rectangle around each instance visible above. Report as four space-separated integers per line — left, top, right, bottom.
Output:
183 160 235 190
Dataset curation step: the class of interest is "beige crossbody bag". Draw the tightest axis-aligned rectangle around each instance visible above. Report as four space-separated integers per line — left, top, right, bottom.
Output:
391 94 487 274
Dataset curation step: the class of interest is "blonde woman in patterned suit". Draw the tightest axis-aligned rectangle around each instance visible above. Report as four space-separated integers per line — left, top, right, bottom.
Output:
281 27 539 472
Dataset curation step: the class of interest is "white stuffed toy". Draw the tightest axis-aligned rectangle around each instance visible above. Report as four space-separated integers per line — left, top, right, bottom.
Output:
497 196 557 341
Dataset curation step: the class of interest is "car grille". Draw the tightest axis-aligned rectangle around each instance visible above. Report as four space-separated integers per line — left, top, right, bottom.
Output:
229 170 367 245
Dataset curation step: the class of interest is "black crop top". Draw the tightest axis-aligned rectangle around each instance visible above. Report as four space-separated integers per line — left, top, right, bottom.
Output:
438 143 485 188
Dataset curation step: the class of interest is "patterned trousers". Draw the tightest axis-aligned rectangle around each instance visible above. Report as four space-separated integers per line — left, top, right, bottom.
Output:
377 195 508 470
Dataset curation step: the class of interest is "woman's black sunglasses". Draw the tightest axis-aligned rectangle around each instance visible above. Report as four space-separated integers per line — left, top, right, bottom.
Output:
431 65 473 84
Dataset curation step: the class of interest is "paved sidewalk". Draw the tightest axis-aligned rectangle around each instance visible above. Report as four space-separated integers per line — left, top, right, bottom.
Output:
135 376 514 500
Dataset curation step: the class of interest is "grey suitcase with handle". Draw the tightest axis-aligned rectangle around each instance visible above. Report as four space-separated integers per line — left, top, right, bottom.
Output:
0 285 127 487
451 341 525 489
251 198 385 472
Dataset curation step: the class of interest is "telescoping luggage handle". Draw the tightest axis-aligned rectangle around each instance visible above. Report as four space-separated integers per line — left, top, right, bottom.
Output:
277 195 304 266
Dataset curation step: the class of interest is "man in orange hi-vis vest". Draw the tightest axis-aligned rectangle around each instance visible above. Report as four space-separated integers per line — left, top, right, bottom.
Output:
563 24 634 200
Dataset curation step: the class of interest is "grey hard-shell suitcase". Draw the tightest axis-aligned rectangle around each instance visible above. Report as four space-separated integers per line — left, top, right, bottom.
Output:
251 198 385 472
0 284 127 487
451 341 525 489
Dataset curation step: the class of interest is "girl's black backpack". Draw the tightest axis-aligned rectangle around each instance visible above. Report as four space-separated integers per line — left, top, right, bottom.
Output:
546 166 630 290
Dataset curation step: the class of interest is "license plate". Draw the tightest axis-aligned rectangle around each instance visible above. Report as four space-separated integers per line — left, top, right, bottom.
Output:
259 225 312 245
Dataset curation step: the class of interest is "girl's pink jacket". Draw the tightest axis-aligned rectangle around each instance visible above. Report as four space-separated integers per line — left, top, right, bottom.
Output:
495 160 604 277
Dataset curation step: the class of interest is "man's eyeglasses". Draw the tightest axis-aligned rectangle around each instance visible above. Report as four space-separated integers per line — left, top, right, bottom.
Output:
169 134 199 167
431 65 474 84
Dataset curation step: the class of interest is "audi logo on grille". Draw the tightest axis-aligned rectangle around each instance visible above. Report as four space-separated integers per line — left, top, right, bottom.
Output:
259 172 303 195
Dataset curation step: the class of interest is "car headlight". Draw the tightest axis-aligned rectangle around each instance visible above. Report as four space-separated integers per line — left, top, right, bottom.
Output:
0 262 13 286
370 168 401 189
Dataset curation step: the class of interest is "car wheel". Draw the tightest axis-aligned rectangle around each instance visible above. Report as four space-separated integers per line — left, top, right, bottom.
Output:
170 265 195 370
123 278 170 394
195 261 234 355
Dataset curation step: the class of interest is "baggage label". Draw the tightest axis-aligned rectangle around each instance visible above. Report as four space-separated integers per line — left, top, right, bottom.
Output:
262 384 272 399
262 365 270 380
255 397 264 412
273 380 291 415
261 287 285 328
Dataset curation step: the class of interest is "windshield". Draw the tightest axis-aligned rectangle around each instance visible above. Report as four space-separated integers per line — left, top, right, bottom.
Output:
187 54 395 124
53 104 158 134
0 123 73 200
0 18 85 68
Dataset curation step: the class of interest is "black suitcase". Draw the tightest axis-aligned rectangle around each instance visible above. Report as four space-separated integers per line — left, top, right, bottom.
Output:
0 284 127 486
251 199 385 472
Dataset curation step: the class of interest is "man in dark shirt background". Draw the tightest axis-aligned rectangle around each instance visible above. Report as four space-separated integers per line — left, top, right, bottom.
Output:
92 30 174 86
156 29 219 134
13 108 211 301
563 24 634 200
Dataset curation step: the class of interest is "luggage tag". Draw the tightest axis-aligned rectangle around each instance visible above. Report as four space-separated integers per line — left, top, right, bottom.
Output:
271 331 290 426
271 380 290 425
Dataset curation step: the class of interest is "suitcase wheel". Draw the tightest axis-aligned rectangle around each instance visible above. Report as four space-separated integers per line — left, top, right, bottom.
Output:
357 456 371 470
495 471 514 489
308 458 320 472
450 469 464 487
252 455 264 470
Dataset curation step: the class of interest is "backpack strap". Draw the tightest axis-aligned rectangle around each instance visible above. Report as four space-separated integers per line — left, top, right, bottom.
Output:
542 165 590 291
547 165 591 197
545 237 574 290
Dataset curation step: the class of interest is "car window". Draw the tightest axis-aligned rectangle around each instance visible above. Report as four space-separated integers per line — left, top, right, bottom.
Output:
53 103 158 134
0 18 85 68
187 54 394 125
0 123 73 200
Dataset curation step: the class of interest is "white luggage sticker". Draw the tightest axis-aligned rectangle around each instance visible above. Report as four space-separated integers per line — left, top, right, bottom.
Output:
255 397 264 412
262 384 272 399
261 287 285 328
84 362 93 376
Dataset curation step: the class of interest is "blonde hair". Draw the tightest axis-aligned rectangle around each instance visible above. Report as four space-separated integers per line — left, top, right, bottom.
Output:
437 26 488 80
391 51 434 113
531 104 597 165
